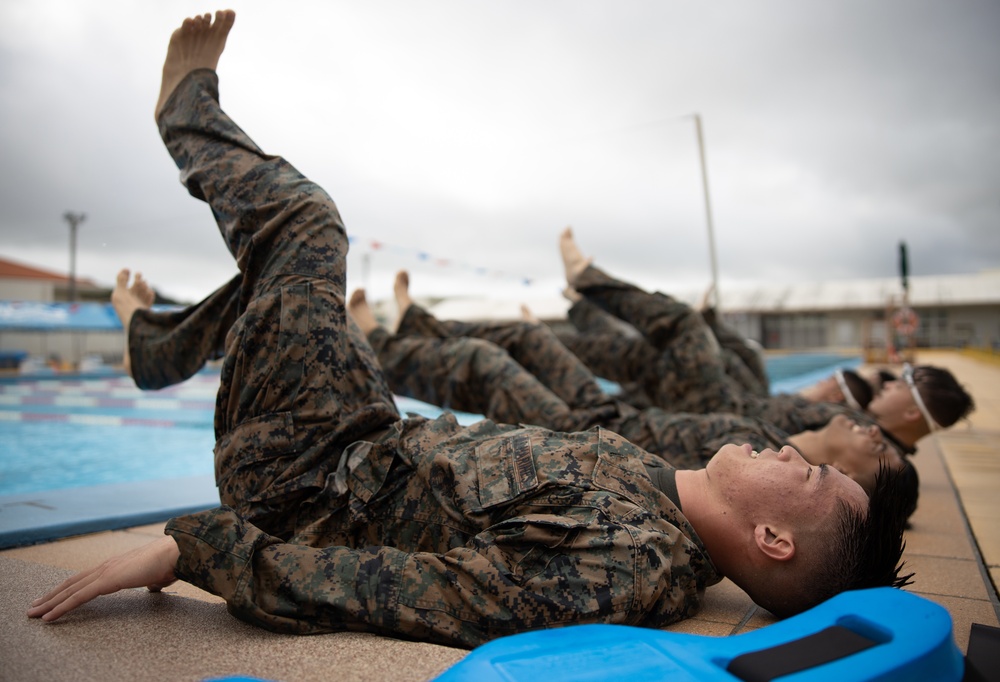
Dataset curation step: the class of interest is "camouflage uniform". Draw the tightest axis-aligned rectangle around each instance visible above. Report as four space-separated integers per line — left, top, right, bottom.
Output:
368 305 794 471
555 298 657 409
699 306 770 398
128 274 240 390
367 305 623 433
566 266 897 443
146 69 721 649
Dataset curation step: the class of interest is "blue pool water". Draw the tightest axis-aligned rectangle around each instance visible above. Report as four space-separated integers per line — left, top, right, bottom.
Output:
1 421 215 496
0 369 480 497
0 352 859 497
766 352 862 392
1 370 218 496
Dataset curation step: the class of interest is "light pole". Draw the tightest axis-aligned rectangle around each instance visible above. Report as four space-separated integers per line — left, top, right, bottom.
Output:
692 114 719 310
63 211 86 302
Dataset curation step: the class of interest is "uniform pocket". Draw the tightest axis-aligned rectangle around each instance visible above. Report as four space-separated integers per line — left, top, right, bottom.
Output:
213 410 308 536
474 433 539 510
478 507 613 595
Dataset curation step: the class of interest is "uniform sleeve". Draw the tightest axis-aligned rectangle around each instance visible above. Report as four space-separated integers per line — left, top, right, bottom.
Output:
751 394 851 434
165 507 407 636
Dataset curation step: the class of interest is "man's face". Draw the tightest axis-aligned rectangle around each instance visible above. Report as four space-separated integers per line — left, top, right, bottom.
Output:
705 443 869 529
819 414 903 492
811 376 844 403
867 377 916 423
859 367 887 396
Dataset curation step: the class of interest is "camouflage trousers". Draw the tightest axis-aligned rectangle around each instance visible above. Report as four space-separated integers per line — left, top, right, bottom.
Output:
565 265 748 415
699 306 770 397
560 288 768 400
368 305 789 470
367 305 623 432
565 268 857 435
146 69 718 648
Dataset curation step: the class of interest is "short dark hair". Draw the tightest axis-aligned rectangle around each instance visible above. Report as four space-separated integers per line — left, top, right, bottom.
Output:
876 369 897 387
897 458 920 523
842 369 874 410
915 365 974 428
758 462 913 618
830 463 914 596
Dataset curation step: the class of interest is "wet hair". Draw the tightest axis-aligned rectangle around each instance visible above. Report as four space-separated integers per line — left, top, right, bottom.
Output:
914 365 975 428
841 369 874 410
897 458 920 524
754 462 913 618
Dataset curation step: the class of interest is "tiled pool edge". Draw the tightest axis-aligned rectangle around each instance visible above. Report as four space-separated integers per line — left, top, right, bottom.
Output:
0 475 218 549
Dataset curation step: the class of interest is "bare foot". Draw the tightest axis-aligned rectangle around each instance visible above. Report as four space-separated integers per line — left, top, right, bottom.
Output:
520 304 540 324
111 269 154 378
348 288 379 335
559 227 591 286
562 286 582 304
393 270 413 317
155 9 236 121
131 272 156 308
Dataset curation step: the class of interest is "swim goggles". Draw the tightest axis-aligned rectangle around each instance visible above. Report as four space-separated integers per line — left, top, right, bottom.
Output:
834 370 862 410
902 363 941 433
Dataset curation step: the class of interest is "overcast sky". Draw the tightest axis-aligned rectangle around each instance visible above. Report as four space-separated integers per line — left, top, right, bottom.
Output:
1 0 998 306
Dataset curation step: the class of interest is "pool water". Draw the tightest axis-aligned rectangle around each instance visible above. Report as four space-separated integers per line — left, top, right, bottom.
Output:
1 421 215 496
0 352 859 497
0 369 480 497
765 352 861 388
1 371 219 496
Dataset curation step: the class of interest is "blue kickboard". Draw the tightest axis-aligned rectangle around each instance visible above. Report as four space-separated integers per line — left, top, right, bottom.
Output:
433 587 964 682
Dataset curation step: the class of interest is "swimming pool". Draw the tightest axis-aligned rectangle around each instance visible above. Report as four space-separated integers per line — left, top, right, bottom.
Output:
0 372 218 496
0 369 484 548
1 351 859 496
0 370 482 497
765 352 862 392
0 352 859 548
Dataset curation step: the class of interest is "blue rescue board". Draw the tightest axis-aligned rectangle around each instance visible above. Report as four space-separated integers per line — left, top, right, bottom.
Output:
433 587 964 682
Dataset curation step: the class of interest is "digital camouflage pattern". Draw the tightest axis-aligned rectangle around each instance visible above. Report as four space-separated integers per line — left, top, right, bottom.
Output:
562 266 746 415
368 305 793 471
566 266 888 441
368 305 622 434
145 69 720 649
700 305 770 398
559 296 768 406
128 273 240 390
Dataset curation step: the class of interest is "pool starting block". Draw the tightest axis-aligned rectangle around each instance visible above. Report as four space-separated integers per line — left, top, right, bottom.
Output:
433 587 966 681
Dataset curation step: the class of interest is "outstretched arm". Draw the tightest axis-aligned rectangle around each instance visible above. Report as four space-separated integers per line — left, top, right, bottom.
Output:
27 536 180 622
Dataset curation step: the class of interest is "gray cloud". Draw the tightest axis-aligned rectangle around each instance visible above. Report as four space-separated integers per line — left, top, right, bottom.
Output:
1 0 997 305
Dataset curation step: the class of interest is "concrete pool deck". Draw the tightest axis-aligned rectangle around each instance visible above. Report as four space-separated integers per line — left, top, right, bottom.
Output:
1 349 998 681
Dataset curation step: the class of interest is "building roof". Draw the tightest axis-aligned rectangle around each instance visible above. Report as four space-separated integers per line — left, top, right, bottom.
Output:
719 270 1000 312
0 256 98 288
428 270 1000 321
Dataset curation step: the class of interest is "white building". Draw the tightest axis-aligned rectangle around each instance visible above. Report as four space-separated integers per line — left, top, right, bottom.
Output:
0 256 117 369
428 270 1000 354
2 253 998 367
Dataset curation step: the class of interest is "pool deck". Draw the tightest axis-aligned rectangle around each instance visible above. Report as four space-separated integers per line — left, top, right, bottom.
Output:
1 349 998 681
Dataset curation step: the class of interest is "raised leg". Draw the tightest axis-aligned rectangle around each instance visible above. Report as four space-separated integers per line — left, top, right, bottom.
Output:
155 10 398 532
562 230 743 414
